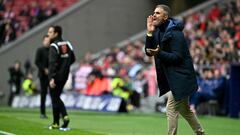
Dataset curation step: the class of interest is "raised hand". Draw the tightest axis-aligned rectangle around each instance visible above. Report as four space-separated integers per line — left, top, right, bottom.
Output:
147 15 155 34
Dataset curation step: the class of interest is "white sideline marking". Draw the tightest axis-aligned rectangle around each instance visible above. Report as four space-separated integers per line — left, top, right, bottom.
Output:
0 130 16 135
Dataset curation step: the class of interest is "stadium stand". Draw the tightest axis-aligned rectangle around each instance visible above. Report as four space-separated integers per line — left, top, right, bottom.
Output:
0 0 77 47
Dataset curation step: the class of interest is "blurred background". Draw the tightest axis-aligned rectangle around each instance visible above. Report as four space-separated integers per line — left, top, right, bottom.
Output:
0 0 240 119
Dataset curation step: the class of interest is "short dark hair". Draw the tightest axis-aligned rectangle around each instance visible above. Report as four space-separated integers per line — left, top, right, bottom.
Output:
53 25 62 37
156 4 171 17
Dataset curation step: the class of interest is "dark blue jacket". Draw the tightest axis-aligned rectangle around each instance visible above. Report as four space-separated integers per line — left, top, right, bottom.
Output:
145 18 198 101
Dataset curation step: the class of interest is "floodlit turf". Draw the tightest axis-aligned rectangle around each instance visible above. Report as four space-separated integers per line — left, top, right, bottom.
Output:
0 107 240 135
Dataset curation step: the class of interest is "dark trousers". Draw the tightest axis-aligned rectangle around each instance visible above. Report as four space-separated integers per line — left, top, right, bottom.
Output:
130 91 141 108
8 83 20 106
8 92 15 106
49 80 67 125
39 76 48 115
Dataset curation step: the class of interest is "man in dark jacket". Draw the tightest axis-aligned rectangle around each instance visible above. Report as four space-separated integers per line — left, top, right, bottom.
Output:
47 26 75 131
35 35 50 119
8 61 24 106
145 5 205 135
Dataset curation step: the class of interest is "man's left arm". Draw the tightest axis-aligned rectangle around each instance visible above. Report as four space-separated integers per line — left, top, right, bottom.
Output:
67 41 75 65
70 51 75 65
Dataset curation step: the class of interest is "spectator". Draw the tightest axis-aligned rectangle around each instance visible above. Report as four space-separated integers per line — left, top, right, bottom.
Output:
111 75 130 100
74 60 93 93
4 8 14 19
43 0 57 20
22 73 37 96
131 69 147 108
8 61 24 106
190 68 225 113
24 58 33 75
0 0 72 47
143 63 157 97
0 0 5 11
208 4 221 22
85 69 111 96
0 22 16 45
19 5 30 16
111 75 131 112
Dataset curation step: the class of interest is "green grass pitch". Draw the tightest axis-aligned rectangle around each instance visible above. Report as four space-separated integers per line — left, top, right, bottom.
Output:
0 107 240 135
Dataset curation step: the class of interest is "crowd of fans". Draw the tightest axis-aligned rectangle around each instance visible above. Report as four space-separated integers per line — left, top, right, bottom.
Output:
0 0 77 48
184 0 240 114
73 41 157 110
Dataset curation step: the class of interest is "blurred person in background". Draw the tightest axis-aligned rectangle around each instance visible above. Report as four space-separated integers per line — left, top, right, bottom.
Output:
74 60 93 93
190 68 226 114
47 26 75 130
85 69 111 96
22 73 37 96
24 58 33 76
0 22 16 45
8 61 24 106
131 69 147 109
35 35 50 119
0 0 4 11
43 0 57 20
145 5 205 135
111 74 131 113
19 5 30 16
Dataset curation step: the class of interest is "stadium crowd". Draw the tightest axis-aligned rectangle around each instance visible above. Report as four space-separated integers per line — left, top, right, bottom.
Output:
73 41 157 110
0 0 77 47
184 1 240 114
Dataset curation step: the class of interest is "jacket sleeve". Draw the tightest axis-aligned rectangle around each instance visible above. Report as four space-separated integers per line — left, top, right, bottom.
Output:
67 41 75 65
70 51 75 65
158 31 185 65
49 45 58 80
145 35 156 57
35 48 45 71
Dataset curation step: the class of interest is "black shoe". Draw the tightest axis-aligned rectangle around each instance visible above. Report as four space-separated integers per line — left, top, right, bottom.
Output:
61 116 70 128
48 123 59 130
40 114 48 119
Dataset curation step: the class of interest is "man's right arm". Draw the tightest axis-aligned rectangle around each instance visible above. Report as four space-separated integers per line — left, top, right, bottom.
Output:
145 15 156 57
145 35 155 57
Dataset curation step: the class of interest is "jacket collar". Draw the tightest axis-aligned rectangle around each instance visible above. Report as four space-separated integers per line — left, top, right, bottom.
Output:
50 36 63 44
156 19 173 42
